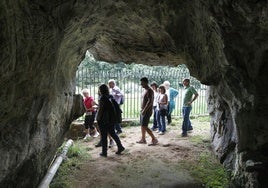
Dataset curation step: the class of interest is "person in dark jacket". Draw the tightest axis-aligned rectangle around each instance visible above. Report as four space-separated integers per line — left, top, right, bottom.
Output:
96 84 125 157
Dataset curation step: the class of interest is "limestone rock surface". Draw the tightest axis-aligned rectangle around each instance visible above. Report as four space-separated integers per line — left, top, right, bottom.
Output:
0 0 267 187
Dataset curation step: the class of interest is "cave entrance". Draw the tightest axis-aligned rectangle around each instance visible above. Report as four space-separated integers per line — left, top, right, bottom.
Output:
57 51 219 187
75 51 208 120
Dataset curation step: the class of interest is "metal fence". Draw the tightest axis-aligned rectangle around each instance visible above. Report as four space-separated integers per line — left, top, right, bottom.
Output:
76 65 208 119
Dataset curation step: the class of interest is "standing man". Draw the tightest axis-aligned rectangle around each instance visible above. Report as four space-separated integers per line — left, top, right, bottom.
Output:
108 79 123 134
181 78 199 137
163 81 179 124
136 77 158 146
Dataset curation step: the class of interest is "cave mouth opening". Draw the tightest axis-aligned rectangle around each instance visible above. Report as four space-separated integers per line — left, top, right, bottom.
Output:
58 50 219 187
74 50 208 120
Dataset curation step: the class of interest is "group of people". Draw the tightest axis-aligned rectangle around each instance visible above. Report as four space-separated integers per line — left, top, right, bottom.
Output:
149 78 199 137
150 80 179 135
82 79 125 157
81 77 199 157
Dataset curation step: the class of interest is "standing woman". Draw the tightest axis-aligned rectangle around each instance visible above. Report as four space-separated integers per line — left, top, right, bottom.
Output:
150 82 159 131
157 85 168 135
82 89 99 139
96 84 125 157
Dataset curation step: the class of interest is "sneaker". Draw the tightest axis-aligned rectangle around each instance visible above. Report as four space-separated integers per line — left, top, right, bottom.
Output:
83 134 90 140
158 131 164 135
109 139 115 148
116 147 125 155
181 133 188 137
93 131 99 138
187 127 193 132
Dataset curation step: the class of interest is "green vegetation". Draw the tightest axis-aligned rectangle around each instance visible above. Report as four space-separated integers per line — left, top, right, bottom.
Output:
195 115 211 122
50 141 91 188
182 135 229 187
172 116 229 187
193 151 229 188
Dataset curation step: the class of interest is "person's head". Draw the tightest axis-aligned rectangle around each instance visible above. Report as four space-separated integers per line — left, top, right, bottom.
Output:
182 78 190 87
140 77 149 88
163 81 170 89
98 84 110 96
82 88 89 97
150 81 158 91
108 79 116 88
158 85 166 94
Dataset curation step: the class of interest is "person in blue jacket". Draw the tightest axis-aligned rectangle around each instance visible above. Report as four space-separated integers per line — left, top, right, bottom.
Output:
163 81 179 124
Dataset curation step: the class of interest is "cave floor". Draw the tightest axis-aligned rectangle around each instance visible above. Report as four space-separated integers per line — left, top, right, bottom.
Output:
54 118 215 188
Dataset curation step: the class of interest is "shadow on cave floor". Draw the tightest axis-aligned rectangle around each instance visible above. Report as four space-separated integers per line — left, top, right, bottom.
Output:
50 117 225 188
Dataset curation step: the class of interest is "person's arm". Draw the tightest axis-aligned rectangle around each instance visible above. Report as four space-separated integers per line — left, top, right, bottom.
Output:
96 99 104 121
163 94 168 105
190 93 199 104
173 88 179 98
88 100 98 111
113 87 123 96
188 88 199 105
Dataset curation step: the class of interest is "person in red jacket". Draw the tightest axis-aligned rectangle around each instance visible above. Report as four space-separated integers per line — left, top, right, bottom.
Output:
82 89 99 139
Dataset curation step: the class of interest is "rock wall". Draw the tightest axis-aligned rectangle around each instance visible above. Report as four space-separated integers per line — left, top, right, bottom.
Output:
0 0 267 187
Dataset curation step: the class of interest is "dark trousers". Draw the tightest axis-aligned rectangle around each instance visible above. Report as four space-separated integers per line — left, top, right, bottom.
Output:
99 124 123 154
167 113 172 124
84 113 96 130
115 123 122 132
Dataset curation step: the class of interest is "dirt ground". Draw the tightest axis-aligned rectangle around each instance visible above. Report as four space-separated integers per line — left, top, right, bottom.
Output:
63 118 211 188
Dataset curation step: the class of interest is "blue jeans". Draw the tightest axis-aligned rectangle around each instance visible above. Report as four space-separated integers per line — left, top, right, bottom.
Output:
151 106 158 129
157 110 166 132
182 106 193 135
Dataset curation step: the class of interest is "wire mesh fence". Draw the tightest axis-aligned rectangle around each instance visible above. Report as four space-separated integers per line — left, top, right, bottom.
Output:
76 64 208 119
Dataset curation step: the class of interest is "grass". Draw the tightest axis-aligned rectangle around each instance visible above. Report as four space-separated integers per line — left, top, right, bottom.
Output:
170 116 229 187
182 150 229 188
50 141 90 188
180 117 229 188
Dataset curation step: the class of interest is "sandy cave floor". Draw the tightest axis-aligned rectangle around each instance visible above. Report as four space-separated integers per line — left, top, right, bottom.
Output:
59 118 211 188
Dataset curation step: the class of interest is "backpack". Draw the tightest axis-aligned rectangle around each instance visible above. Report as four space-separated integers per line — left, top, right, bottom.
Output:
109 97 122 123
